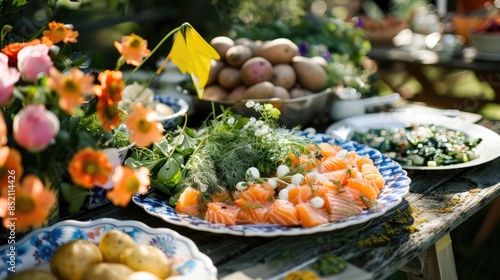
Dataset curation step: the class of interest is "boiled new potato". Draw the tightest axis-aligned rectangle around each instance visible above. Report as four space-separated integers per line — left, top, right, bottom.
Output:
126 271 163 280
292 56 328 92
50 239 103 280
210 36 234 60
120 244 171 279
6 269 57 280
227 86 247 102
98 229 136 263
243 81 275 99
272 64 296 90
240 57 273 86
203 85 229 101
81 263 134 280
217 67 242 90
254 38 298 64
225 45 253 67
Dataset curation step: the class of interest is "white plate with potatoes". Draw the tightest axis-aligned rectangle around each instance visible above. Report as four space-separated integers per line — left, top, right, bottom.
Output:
0 218 217 280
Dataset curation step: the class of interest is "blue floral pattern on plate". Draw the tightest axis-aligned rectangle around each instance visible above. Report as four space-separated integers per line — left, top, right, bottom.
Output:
132 132 411 237
0 218 217 279
154 95 189 130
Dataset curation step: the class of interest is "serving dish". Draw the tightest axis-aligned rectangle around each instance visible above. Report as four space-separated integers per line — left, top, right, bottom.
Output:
325 112 500 170
0 218 217 279
133 132 411 237
195 88 333 128
154 95 189 129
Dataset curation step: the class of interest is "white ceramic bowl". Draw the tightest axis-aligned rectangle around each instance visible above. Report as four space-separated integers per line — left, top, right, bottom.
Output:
470 32 500 54
154 95 189 129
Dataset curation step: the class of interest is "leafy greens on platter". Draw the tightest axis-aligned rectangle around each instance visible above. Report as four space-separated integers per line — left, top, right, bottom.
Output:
351 124 482 167
125 101 314 206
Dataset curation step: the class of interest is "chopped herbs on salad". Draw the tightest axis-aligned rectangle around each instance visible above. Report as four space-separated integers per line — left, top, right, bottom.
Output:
351 124 482 167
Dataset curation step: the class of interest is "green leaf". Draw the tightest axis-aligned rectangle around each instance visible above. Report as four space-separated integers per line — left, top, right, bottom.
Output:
176 132 198 155
157 157 182 186
152 138 174 157
77 130 98 149
60 182 89 213
124 156 164 171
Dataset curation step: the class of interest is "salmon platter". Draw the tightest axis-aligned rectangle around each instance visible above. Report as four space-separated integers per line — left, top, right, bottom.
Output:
132 131 411 236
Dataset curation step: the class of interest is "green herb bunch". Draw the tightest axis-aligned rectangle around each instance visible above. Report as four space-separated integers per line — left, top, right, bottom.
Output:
125 101 315 206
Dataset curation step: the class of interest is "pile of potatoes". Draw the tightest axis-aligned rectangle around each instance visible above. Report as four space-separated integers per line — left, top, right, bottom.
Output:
203 36 329 102
8 230 175 280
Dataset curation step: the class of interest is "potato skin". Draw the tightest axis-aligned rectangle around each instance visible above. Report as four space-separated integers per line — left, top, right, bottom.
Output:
227 86 247 102
120 245 171 279
272 64 296 90
81 263 134 280
240 57 273 86
98 229 136 263
50 239 103 280
6 269 57 280
203 85 229 101
243 81 275 99
210 36 234 60
217 67 242 90
225 45 253 67
207 60 225 86
273 86 291 99
255 38 298 64
292 56 328 92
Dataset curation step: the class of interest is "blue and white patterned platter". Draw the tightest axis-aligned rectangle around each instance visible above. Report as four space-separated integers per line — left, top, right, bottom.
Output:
132 132 411 237
0 218 217 279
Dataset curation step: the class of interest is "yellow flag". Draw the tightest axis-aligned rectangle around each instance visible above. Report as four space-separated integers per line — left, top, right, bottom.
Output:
167 23 220 99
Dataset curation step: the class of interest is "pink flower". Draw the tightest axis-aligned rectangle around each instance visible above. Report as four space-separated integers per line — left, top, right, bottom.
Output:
0 53 21 107
17 44 53 82
13 104 60 152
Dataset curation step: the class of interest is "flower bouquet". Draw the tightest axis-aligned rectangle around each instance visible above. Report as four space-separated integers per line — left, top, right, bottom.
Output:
0 15 220 234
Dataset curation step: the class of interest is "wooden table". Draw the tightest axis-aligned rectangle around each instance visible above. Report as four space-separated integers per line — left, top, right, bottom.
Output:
368 46 500 112
59 114 500 280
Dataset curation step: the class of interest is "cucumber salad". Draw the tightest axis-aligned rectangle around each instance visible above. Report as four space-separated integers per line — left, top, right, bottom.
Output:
351 124 483 167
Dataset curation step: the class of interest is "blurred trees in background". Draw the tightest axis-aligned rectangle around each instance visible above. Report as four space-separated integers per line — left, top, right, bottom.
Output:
2 0 371 72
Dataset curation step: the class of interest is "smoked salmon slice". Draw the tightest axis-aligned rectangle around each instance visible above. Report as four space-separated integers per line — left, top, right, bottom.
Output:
322 169 357 186
324 191 363 222
175 186 202 217
205 202 239 225
238 183 275 202
296 202 329 227
361 163 385 190
319 157 347 173
234 200 271 224
267 199 300 226
288 185 313 205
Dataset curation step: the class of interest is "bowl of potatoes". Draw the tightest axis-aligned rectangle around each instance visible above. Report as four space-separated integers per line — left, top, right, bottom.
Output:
196 36 333 128
0 218 216 280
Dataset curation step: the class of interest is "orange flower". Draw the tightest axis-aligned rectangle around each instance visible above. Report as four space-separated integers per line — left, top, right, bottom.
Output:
93 70 124 104
0 147 23 195
124 103 164 147
1 39 44 66
42 21 79 44
68 147 113 188
48 67 94 114
114 33 151 66
96 100 122 132
107 166 150 207
0 174 56 232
